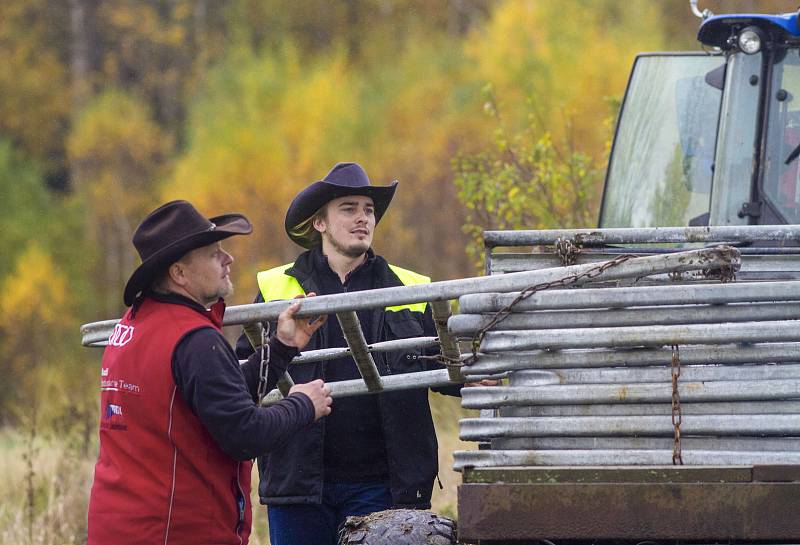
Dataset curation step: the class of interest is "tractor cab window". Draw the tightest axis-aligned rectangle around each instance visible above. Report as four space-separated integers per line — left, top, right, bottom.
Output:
762 48 800 223
601 54 724 228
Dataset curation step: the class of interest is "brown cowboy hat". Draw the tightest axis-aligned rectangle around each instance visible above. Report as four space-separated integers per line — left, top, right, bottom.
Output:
284 162 397 249
123 200 252 306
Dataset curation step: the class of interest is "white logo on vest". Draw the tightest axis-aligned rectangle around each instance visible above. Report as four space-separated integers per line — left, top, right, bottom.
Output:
108 324 135 347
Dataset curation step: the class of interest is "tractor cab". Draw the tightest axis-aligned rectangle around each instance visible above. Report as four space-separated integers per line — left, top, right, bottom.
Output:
601 9 800 228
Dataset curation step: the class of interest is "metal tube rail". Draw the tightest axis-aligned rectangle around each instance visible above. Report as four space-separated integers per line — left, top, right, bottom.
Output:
460 378 800 409
452 449 800 469
457 280 800 313
336 311 383 391
483 224 800 247
518 364 800 384
461 343 800 375
273 336 439 365
458 414 800 440
478 320 800 352
499 400 800 417
449 302 800 333
80 247 740 346
490 436 800 452
260 368 461 405
488 253 800 276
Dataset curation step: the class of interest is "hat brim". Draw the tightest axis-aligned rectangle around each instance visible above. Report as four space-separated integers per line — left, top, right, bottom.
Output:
123 214 252 306
284 181 397 249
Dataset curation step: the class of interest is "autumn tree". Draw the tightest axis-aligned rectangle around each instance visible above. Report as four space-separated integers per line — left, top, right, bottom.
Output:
67 90 172 315
453 87 607 269
0 245 74 422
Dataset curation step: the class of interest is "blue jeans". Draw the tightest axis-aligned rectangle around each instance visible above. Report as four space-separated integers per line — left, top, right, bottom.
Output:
267 481 393 545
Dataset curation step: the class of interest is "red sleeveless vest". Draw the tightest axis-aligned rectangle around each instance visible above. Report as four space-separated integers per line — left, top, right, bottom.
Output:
87 298 253 545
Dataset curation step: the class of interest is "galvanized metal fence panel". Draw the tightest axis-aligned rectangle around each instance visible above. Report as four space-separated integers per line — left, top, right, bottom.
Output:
498 400 800 417
458 280 800 313
489 252 800 277
477 320 800 351
461 378 800 408
450 301 800 332
490 436 800 451
452 449 800 469
453 225 800 471
482 225 800 247
461 344 800 375
459 414 800 440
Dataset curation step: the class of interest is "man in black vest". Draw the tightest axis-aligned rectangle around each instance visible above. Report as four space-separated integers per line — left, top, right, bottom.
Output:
236 163 487 545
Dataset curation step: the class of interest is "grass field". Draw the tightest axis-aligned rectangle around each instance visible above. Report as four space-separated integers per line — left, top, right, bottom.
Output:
0 393 476 544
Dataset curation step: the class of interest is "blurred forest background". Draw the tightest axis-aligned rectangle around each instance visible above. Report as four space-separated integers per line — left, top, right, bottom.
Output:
0 0 796 543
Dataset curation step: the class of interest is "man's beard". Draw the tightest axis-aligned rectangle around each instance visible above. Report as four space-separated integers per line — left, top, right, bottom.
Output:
324 231 369 259
206 278 234 305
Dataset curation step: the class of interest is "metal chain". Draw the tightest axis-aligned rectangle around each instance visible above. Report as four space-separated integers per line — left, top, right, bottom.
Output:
427 244 737 371
670 344 684 465
459 253 638 367
702 245 737 283
257 321 271 405
555 237 581 267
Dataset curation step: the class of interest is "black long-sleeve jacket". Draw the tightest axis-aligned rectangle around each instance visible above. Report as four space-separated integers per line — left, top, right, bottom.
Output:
146 291 315 461
235 249 461 508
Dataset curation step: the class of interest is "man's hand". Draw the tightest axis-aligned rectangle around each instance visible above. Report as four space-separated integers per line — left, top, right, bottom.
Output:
289 379 332 420
275 293 327 349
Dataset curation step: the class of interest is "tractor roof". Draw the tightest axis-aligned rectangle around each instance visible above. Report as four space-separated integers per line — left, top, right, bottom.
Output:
698 12 800 49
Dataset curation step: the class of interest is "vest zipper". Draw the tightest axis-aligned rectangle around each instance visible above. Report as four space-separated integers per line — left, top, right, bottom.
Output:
234 462 245 545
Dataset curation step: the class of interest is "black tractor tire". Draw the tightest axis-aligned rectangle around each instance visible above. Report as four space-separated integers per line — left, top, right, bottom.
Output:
339 509 457 545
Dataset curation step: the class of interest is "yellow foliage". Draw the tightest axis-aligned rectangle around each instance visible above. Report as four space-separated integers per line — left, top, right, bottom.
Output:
164 46 369 296
0 244 77 417
0 244 71 331
465 0 665 157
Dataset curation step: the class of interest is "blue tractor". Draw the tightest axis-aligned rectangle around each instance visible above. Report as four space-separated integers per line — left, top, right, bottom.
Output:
602 2 800 230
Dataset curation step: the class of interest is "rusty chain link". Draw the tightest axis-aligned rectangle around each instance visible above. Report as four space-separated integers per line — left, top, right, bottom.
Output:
430 241 738 372
671 344 684 465
257 321 271 405
555 237 581 267
459 251 638 367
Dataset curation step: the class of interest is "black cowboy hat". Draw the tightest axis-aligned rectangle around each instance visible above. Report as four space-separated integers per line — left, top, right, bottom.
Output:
284 162 397 248
123 200 252 306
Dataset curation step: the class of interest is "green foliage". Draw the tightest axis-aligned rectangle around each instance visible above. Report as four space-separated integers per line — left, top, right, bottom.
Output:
0 0 70 176
650 143 694 227
0 141 55 279
453 86 606 269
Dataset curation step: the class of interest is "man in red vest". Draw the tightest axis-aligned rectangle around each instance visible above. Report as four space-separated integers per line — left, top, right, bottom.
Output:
87 200 332 545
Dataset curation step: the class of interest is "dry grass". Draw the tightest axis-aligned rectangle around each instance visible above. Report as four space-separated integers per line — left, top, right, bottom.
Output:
0 426 95 544
0 394 474 545
429 391 479 521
